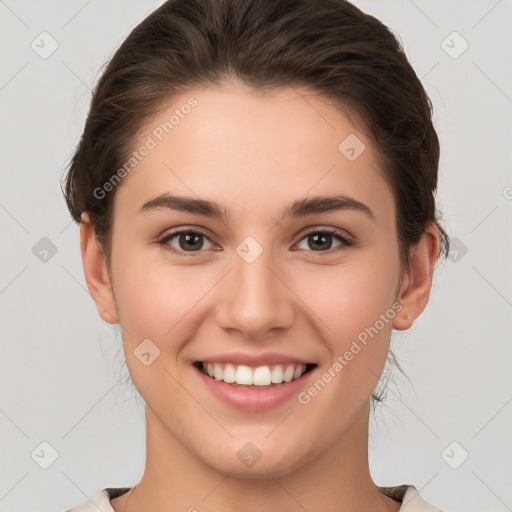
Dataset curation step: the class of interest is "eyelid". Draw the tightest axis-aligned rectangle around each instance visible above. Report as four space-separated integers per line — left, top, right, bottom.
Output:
298 226 353 242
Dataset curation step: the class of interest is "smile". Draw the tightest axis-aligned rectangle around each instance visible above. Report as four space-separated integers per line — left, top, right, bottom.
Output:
196 361 316 388
193 360 318 410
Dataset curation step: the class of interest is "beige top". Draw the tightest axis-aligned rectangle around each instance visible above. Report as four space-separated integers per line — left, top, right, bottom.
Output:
66 484 443 511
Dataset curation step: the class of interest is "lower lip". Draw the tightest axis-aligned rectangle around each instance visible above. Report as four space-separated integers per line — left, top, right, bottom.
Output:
194 365 315 411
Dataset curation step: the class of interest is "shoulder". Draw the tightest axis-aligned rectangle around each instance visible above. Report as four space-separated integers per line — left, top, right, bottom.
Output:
379 484 444 511
64 487 131 512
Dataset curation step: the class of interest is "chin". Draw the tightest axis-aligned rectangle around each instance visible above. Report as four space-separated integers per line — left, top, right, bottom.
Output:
198 441 310 480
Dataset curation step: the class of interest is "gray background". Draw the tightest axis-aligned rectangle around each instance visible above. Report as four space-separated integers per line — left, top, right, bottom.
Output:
1 1 511 511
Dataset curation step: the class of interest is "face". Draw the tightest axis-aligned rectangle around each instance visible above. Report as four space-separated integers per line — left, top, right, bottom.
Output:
96 82 409 477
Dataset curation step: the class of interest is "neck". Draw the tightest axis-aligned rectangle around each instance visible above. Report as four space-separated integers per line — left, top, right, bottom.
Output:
117 404 400 512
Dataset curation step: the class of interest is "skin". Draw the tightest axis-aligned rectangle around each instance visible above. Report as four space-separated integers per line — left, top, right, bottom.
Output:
80 80 439 512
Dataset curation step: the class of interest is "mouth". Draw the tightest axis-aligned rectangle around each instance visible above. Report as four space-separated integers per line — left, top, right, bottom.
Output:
193 361 317 389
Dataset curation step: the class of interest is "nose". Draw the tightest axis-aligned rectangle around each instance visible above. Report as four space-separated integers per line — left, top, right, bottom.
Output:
214 245 295 341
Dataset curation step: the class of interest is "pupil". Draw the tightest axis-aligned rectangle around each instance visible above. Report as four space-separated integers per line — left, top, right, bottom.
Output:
310 233 331 251
180 233 202 250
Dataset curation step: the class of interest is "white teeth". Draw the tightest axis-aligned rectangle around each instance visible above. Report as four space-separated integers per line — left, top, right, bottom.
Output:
223 363 236 383
271 365 284 383
283 365 295 382
200 362 309 386
293 365 304 380
235 365 253 385
213 363 223 381
253 366 272 386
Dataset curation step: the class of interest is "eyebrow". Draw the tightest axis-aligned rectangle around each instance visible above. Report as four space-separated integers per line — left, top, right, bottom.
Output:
138 193 375 222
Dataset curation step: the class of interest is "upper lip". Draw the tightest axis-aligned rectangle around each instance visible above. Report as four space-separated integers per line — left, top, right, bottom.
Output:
195 351 315 367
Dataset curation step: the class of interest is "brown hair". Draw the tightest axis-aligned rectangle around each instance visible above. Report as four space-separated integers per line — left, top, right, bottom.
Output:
61 0 449 403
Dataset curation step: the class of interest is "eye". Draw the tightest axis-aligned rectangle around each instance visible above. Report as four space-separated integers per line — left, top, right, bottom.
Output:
158 229 215 255
157 227 354 257
295 229 353 253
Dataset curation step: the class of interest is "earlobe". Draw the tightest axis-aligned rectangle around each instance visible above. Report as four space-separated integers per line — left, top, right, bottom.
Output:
392 223 439 331
80 213 119 324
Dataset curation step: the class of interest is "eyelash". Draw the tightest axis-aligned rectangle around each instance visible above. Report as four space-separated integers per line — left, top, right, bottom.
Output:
157 227 355 257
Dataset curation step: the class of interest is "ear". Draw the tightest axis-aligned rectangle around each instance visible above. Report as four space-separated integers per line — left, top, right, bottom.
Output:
392 223 439 331
80 212 119 324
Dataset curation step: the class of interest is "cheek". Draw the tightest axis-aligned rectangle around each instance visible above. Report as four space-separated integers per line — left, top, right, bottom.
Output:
294 256 399 397
297 256 399 342
111 247 220 343
296 278 397 425
111 259 211 398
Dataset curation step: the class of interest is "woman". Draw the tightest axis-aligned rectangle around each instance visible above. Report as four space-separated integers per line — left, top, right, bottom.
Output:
62 0 449 510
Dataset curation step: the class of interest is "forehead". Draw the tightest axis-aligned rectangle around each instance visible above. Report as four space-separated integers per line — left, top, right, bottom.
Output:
113 83 394 223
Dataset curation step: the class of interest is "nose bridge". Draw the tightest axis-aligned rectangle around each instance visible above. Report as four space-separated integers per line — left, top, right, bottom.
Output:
215 237 294 337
